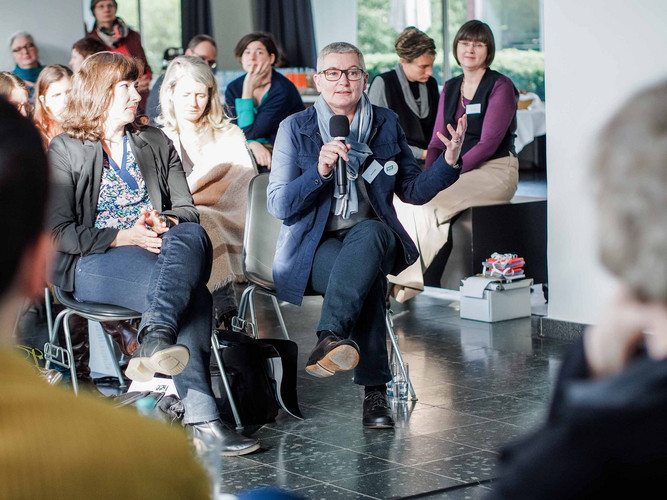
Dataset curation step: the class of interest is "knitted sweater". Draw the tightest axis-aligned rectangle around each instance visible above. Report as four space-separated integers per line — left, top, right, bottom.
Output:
0 348 209 500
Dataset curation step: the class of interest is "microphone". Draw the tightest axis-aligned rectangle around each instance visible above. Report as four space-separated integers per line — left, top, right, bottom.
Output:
329 115 350 195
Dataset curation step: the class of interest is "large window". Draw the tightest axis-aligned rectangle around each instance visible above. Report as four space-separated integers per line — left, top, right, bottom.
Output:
448 0 544 98
85 0 182 78
358 0 446 85
358 0 545 99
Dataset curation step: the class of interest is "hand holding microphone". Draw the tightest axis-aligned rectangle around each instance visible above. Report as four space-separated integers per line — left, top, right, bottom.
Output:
317 115 351 191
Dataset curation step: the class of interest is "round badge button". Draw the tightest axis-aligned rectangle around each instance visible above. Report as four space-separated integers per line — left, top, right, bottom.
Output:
384 161 398 176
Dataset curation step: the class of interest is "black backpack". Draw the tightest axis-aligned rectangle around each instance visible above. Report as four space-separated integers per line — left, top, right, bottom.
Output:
210 329 303 434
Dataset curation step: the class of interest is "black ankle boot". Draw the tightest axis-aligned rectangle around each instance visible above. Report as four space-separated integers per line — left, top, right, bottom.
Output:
187 419 260 457
362 389 394 429
125 326 189 382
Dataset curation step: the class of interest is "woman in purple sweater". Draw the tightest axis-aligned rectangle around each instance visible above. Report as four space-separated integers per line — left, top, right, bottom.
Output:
390 20 518 301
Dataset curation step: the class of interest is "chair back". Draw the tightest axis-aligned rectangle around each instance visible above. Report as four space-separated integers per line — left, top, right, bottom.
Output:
242 173 283 291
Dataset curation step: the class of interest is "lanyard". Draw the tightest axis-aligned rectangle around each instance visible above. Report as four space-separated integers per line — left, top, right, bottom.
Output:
106 136 139 190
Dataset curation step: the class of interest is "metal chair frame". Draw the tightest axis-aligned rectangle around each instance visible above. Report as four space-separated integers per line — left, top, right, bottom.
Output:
44 287 138 395
230 174 417 401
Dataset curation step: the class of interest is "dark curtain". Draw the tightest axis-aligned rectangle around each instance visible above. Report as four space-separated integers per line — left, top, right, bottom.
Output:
254 0 317 68
180 0 214 49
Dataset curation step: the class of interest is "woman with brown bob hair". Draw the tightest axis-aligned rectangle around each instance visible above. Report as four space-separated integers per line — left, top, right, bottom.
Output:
389 20 519 302
48 52 259 456
224 31 304 171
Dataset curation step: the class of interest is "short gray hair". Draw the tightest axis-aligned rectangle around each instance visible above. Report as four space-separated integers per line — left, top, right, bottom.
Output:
317 42 365 72
593 79 667 301
9 31 34 49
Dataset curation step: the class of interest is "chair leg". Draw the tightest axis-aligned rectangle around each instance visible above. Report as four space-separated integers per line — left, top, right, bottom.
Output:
62 311 79 396
45 308 70 370
101 328 127 389
385 310 417 401
211 333 243 431
270 295 290 340
45 287 54 344
248 289 258 339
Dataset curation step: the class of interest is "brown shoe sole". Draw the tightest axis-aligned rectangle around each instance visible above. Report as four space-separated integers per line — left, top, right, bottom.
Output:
125 345 190 382
306 344 360 378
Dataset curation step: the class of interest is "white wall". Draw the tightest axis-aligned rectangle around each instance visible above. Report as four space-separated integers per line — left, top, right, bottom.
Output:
311 0 357 53
0 0 84 71
544 0 667 325
211 0 254 71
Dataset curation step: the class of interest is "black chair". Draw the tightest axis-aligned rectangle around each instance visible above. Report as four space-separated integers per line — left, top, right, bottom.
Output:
44 286 140 395
232 174 417 401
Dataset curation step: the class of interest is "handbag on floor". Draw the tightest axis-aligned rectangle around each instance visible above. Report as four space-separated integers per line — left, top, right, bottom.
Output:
210 329 303 433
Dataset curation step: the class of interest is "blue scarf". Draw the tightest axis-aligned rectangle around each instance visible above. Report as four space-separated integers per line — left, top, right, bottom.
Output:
314 93 373 219
13 64 43 83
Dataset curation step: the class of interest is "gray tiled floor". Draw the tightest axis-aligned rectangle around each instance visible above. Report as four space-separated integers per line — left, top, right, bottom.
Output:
218 286 572 499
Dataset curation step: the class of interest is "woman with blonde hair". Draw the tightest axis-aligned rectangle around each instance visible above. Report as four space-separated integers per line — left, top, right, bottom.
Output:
33 64 73 146
159 55 255 329
49 52 259 456
0 71 30 116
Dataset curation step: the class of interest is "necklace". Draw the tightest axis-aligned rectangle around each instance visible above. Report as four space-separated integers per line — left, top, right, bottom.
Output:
460 77 466 112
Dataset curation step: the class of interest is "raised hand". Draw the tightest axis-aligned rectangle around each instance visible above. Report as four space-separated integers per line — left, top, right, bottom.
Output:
436 114 467 167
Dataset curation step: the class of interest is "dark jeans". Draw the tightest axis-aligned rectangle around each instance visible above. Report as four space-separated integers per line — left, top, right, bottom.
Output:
73 223 219 424
309 219 396 386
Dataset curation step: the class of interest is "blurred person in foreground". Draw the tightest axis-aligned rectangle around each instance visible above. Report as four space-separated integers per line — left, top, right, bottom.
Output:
0 95 210 500
488 80 667 499
268 42 465 428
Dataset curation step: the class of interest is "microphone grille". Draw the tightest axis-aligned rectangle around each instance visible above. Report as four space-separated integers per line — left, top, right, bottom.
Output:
329 115 350 137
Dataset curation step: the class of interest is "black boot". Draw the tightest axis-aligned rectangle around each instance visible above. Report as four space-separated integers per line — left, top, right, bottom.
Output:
125 326 189 382
187 419 260 457
100 320 139 356
362 387 394 429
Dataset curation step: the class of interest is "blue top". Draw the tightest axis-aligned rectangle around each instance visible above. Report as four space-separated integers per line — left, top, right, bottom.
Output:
225 69 305 145
267 105 461 305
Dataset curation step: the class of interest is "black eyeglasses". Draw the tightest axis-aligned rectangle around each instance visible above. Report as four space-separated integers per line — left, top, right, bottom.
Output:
12 43 35 53
319 68 364 81
193 53 217 69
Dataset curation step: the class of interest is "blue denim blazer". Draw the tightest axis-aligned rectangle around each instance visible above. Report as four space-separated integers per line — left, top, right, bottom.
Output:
267 105 460 305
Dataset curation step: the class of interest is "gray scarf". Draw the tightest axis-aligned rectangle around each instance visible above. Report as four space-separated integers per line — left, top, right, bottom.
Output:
396 63 429 119
314 93 373 219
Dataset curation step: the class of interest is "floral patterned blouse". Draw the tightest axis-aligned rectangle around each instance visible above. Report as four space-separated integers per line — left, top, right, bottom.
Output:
94 146 153 229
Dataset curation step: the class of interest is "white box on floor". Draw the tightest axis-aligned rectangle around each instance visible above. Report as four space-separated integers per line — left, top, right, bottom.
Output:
460 276 533 322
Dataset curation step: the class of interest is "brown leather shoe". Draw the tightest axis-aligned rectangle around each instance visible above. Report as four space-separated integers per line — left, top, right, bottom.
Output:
100 320 139 356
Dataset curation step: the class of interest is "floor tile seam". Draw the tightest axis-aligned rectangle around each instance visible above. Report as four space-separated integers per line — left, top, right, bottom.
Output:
256 461 349 484
408 464 498 484
291 482 381 499
352 441 493 467
260 428 358 450
437 392 549 409
269 460 406 484
328 464 470 488
256 443 402 470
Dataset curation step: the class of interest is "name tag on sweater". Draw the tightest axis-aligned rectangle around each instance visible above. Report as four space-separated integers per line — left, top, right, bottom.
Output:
362 160 384 183
466 103 481 114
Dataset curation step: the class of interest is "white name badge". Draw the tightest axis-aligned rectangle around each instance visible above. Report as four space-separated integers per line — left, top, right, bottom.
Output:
362 160 384 183
466 103 481 114
384 161 398 176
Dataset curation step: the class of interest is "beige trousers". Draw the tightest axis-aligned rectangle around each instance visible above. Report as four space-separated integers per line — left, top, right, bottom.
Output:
389 154 519 299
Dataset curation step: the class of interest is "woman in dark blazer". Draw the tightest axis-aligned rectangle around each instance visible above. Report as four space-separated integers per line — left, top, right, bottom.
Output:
48 52 258 456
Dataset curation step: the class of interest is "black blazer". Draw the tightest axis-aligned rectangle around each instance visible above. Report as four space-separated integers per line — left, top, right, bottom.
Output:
47 126 198 291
